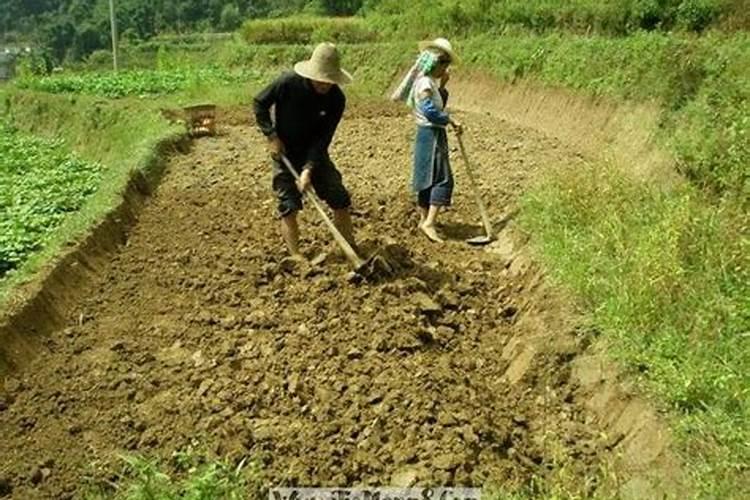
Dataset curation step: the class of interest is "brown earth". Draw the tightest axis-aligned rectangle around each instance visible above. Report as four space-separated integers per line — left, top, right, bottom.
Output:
0 100 665 498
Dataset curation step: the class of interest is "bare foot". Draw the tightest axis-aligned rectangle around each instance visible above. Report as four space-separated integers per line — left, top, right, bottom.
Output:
419 223 444 243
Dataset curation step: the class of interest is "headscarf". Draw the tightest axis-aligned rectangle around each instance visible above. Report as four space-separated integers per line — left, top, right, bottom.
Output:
390 50 440 108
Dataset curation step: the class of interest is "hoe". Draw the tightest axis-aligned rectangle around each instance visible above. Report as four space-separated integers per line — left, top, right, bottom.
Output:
279 155 394 280
456 132 494 246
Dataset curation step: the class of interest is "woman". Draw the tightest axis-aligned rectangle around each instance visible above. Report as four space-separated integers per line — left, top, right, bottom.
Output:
393 38 462 243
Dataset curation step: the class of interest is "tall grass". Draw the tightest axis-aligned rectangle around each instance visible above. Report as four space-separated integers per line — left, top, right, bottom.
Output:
520 163 749 497
670 34 750 199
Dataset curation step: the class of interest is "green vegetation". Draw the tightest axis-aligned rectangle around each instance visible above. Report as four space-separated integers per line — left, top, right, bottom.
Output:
241 16 377 44
6 0 746 71
1 0 748 496
2 1 366 66
0 89 181 302
520 165 748 497
16 67 262 98
365 0 748 37
84 452 262 500
455 32 750 199
670 36 750 197
0 123 102 276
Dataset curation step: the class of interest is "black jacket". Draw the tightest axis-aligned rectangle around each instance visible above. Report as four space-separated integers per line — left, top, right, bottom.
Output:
253 72 345 169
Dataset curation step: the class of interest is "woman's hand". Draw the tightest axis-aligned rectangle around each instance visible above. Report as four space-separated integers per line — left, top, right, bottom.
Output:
440 68 451 88
451 119 463 135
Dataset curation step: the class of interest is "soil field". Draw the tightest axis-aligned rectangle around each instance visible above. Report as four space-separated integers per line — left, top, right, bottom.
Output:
0 101 615 499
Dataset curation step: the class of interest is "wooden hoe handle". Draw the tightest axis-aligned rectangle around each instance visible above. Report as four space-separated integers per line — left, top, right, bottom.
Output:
279 155 364 269
456 134 494 239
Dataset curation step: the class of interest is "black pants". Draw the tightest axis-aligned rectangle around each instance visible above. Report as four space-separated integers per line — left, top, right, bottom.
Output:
272 157 351 217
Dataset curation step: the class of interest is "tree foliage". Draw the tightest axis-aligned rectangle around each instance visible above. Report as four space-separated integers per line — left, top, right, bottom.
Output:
1 1 366 66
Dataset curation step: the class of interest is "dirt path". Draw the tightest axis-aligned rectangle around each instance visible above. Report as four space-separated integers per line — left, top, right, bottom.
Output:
0 102 609 498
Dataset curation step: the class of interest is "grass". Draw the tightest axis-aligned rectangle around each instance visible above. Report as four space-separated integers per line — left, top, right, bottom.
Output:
83 450 263 500
519 162 749 498
88 440 609 500
459 31 750 199
363 0 746 37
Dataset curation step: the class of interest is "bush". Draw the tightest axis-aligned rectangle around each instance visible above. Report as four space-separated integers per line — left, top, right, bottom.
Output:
362 0 734 36
220 4 242 32
671 34 750 197
86 50 115 69
240 16 377 45
676 0 724 31
15 51 52 77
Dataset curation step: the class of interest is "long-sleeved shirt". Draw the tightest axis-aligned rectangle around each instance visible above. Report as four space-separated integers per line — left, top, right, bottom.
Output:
412 75 451 128
418 93 450 126
253 71 345 169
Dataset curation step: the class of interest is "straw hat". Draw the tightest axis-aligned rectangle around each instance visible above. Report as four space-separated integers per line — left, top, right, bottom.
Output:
294 42 353 86
418 37 459 63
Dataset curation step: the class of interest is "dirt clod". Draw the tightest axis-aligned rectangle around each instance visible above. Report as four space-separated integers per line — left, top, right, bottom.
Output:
29 467 51 486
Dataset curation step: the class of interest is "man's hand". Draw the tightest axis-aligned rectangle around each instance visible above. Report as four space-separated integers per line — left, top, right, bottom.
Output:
297 167 312 193
268 136 285 159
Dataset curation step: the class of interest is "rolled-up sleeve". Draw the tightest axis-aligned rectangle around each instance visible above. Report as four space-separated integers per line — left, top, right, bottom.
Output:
418 97 450 126
253 78 281 137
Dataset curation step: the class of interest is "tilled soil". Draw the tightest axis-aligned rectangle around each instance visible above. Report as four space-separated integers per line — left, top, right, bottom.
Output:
0 102 607 498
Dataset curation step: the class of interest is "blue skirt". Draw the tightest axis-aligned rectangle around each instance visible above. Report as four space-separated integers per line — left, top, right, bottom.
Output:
412 126 453 206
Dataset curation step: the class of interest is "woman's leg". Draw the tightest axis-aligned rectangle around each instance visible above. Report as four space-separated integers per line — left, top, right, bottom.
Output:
418 164 453 243
419 129 452 243
417 189 430 226
420 204 444 242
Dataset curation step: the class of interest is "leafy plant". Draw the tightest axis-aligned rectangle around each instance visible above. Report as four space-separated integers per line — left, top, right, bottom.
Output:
0 122 103 277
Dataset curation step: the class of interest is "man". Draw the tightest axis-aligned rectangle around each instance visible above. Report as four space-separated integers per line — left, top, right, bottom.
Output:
253 42 356 259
